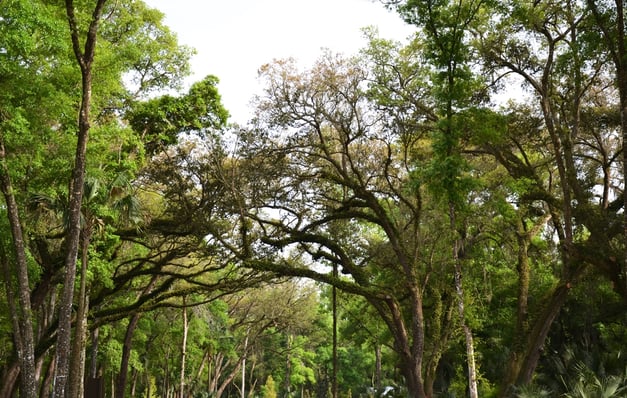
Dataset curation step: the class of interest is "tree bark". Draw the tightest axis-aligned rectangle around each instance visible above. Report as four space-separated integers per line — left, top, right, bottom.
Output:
116 275 158 398
40 353 56 398
0 138 37 398
116 312 142 398
53 2 107 396
284 334 292 396
619 2 627 298
423 291 454 398
68 228 92 398
180 298 188 398
90 326 100 378
499 217 532 397
332 266 338 398
0 361 20 398
241 332 249 398
517 284 570 384
498 213 552 396
215 356 246 398
381 292 427 398
449 203 478 398
374 344 382 392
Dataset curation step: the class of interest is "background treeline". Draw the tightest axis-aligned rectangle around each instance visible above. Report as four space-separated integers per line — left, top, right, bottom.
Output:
0 0 625 398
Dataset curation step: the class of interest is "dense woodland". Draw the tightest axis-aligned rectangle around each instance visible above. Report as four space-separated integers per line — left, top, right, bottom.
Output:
0 0 626 397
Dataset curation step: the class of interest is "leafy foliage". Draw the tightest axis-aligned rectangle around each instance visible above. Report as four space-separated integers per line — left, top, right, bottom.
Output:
1 1 625 398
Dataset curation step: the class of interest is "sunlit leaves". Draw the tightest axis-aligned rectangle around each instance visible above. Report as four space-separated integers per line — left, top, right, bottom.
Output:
127 75 229 155
98 0 194 98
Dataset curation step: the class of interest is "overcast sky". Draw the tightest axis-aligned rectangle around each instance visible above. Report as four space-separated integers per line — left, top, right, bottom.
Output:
143 0 414 123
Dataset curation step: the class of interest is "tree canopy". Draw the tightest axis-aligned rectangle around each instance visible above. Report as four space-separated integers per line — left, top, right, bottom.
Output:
0 1 625 398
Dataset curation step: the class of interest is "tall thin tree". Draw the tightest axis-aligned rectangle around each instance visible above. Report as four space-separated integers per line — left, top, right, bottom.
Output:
0 136 37 398
53 1 108 396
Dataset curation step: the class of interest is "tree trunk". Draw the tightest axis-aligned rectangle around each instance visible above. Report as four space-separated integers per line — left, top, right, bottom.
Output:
0 138 37 398
284 334 292 396
332 265 338 398
374 344 382 392
215 358 244 398
423 289 455 398
194 350 209 389
116 312 142 398
499 221 531 396
499 215 538 397
90 326 100 378
619 6 627 299
400 354 426 398
449 203 478 398
68 228 92 398
517 284 570 385
54 2 107 396
116 275 158 398
180 298 188 398
40 353 56 398
0 361 20 398
131 368 138 397
241 333 249 398
146 371 152 398
382 293 427 398
610 0 627 298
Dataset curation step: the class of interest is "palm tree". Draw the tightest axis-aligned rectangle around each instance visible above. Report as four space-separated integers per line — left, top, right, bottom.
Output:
562 362 627 398
513 384 552 398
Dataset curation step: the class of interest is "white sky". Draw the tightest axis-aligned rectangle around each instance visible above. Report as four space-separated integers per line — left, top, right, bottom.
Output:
143 0 414 124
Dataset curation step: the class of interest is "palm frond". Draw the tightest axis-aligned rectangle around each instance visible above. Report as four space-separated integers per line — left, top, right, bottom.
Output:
513 383 552 398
